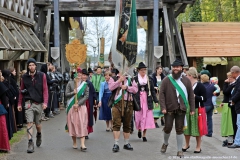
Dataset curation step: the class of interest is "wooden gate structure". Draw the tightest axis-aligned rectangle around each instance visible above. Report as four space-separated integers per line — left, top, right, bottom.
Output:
0 0 195 72
0 0 47 71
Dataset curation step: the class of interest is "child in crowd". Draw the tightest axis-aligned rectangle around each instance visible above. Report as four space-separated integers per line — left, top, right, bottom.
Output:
210 77 221 114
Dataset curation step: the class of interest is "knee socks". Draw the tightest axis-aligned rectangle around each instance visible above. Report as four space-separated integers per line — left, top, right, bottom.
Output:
114 139 119 145
176 134 184 151
163 132 170 145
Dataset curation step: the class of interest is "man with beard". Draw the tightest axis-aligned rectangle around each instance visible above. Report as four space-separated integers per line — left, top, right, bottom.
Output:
159 59 195 158
18 58 48 153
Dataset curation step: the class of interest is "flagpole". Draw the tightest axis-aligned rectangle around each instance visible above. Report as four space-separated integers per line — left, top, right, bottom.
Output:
121 57 126 117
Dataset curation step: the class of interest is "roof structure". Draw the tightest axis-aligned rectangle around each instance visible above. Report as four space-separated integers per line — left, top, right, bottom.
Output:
182 22 240 57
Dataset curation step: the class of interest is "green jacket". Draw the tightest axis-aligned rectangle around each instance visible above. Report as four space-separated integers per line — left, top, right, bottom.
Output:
91 74 105 92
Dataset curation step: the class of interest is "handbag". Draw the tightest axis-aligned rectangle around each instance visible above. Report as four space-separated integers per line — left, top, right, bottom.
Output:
198 106 208 136
132 94 141 111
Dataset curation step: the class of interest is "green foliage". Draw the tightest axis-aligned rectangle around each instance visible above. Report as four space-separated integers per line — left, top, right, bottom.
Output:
177 0 240 64
196 58 204 72
233 57 240 61
190 0 202 22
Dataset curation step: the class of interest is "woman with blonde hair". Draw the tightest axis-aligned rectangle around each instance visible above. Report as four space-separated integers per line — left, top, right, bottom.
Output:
201 74 216 137
98 71 113 131
183 67 206 153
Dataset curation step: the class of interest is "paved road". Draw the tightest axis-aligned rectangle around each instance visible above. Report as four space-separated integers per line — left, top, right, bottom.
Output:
4 109 240 160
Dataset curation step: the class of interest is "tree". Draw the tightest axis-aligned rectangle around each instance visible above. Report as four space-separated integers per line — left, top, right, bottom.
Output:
84 17 112 59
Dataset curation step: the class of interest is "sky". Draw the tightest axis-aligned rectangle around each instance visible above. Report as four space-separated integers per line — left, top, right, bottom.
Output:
87 17 146 56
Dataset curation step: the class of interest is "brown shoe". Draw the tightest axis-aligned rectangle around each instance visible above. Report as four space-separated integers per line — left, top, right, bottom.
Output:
177 151 184 158
161 143 168 153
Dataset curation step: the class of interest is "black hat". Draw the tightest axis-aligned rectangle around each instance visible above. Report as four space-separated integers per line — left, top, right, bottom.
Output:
112 68 119 75
27 58 36 66
171 59 184 67
82 69 89 75
88 68 93 73
137 62 147 70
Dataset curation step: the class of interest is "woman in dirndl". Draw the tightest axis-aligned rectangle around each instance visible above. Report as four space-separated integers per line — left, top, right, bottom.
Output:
134 62 159 142
98 71 112 131
152 65 165 128
183 67 206 153
65 67 89 151
220 72 237 146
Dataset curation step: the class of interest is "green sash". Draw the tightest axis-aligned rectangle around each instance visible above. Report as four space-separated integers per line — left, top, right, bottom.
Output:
113 78 131 105
65 81 87 131
168 75 189 109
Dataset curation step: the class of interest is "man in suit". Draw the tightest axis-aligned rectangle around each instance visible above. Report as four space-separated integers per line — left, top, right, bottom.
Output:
228 66 240 148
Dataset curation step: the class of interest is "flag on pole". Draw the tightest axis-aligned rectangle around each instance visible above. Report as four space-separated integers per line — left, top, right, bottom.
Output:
111 0 137 75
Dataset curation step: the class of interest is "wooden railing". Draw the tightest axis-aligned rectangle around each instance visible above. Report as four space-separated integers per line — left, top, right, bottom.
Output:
0 0 33 20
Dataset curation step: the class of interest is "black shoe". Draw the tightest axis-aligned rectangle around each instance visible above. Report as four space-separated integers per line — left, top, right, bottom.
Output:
155 123 159 128
222 139 228 147
142 137 147 142
194 149 201 153
85 136 89 139
36 134 42 147
80 147 87 152
27 141 34 153
228 144 240 148
206 134 212 137
123 143 133 151
112 144 119 152
182 145 190 152
138 131 142 138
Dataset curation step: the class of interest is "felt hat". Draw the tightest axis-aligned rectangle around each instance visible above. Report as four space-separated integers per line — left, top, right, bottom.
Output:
88 68 93 73
82 69 89 75
171 59 184 67
137 62 147 70
112 68 119 75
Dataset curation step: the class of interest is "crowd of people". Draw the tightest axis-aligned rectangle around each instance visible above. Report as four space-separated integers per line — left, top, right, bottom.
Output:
1 58 240 158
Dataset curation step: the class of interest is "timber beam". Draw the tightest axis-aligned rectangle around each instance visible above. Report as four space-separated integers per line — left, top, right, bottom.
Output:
8 51 25 61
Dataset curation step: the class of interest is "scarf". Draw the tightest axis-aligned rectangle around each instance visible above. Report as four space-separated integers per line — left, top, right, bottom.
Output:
138 73 147 85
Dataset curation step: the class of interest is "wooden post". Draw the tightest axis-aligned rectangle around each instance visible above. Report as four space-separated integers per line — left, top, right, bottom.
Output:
163 4 175 64
60 18 70 73
168 5 176 58
36 8 46 62
162 14 167 67
44 9 51 63
152 0 159 70
74 77 78 112
170 5 188 66
147 11 153 70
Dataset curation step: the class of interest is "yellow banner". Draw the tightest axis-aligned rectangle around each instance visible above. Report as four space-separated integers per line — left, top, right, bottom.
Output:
98 38 105 67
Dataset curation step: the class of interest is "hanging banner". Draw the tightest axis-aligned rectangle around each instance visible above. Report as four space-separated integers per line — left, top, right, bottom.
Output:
98 38 105 68
51 47 60 60
116 0 138 67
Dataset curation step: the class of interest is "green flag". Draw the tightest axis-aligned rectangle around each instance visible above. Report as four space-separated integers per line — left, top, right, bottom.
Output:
116 0 138 66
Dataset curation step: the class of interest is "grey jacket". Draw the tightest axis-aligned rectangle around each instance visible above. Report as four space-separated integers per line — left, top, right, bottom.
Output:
65 80 89 106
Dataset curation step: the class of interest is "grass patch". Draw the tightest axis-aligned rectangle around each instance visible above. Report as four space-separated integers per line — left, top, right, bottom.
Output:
9 128 26 145
0 128 26 158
